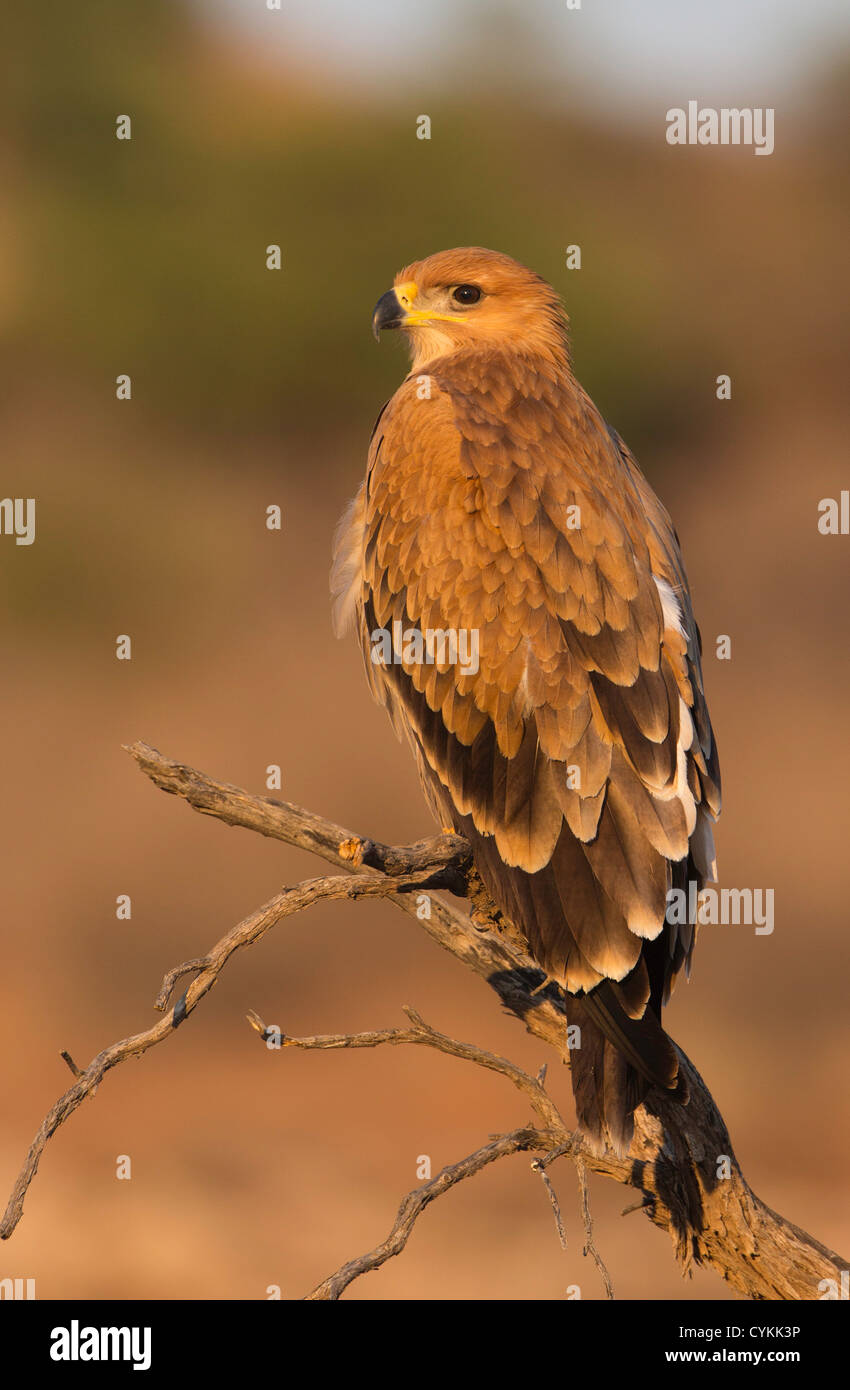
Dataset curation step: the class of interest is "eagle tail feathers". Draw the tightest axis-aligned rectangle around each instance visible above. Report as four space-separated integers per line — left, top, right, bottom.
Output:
566 986 686 1156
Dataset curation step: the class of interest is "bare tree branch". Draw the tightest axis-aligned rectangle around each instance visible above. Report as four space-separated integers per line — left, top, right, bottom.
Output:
244 1003 567 1134
243 1005 627 1298
304 1127 555 1301
0 872 461 1243
531 1157 569 1252
244 1005 607 1296
575 1154 616 1301
2 740 846 1305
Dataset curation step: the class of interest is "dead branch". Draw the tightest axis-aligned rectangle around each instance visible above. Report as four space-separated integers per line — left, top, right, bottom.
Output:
244 1005 620 1297
576 1154 616 1300
530 1157 570 1253
1 740 846 1304
304 1127 553 1301
0 872 459 1244
243 1004 579 1297
244 1003 567 1134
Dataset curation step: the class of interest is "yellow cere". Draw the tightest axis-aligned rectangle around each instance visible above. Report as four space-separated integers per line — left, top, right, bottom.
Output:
394 280 419 308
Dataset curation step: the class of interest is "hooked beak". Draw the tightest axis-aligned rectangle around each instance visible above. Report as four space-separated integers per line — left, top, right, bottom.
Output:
372 288 404 341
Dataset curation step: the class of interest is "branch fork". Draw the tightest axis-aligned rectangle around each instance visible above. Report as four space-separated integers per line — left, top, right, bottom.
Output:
0 741 844 1302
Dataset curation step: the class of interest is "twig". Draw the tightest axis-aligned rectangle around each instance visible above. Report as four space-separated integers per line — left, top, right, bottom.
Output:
59 1051 80 1078
243 1004 566 1135
531 1159 569 1250
305 1127 553 1300
576 1154 615 1300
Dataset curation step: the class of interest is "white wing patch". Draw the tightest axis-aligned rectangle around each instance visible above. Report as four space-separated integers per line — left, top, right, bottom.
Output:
651 573 719 880
651 575 699 834
653 575 687 641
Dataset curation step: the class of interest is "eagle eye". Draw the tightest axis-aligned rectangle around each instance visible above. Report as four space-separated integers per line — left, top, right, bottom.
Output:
452 284 482 306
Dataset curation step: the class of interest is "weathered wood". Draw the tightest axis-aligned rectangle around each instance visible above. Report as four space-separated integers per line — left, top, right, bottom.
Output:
1 740 844 1304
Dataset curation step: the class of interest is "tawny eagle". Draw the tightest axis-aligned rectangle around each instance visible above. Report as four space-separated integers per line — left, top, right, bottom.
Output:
332 247 720 1153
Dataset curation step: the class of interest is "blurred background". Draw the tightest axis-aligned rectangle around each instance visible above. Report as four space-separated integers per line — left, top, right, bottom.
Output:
1 0 848 1300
